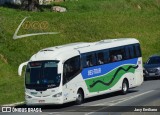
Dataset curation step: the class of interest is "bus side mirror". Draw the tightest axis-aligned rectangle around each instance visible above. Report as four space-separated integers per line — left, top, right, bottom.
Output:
18 61 28 76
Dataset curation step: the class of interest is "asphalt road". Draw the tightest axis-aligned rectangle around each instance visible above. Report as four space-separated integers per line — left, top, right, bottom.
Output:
1 77 160 115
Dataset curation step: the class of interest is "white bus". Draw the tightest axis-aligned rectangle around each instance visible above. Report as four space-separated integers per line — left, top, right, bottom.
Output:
18 38 143 105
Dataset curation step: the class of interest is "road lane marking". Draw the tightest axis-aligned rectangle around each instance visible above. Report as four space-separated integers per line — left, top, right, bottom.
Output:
85 90 155 115
88 90 155 106
108 90 155 106
47 112 61 115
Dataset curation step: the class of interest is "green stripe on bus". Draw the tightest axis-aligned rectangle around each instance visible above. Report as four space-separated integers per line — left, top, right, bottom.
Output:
85 65 136 92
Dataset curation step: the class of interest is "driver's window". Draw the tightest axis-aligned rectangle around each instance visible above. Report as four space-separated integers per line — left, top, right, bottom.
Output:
63 56 81 85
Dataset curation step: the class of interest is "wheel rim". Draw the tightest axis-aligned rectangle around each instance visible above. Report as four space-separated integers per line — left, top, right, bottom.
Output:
76 93 82 102
123 82 127 92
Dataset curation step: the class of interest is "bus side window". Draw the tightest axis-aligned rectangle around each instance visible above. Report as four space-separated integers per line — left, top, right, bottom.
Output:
128 45 135 58
109 50 116 62
117 48 125 61
63 56 81 85
125 46 130 59
104 50 109 63
86 53 96 67
109 47 125 62
81 54 87 68
134 44 141 57
97 52 105 65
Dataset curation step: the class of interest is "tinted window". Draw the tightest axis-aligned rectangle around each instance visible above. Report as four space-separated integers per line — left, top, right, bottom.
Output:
81 54 87 68
109 47 125 62
125 46 130 59
134 44 141 57
96 50 110 65
104 50 110 63
125 44 141 59
82 53 96 68
97 52 105 65
128 46 134 58
81 44 141 67
25 61 60 90
147 57 160 64
63 56 81 84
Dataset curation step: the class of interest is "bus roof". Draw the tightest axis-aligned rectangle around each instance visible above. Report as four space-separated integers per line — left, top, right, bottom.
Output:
30 38 139 61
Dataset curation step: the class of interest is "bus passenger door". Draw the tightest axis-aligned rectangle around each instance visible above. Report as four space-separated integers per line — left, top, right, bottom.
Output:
62 55 81 103
63 79 70 103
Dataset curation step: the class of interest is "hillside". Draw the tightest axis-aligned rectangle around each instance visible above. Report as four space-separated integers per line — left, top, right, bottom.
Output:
0 0 160 104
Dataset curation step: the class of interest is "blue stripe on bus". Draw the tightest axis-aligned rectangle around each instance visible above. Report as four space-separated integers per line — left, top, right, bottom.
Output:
81 58 138 80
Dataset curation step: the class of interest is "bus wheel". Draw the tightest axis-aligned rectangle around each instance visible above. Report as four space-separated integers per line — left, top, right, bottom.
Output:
121 79 129 95
75 89 84 105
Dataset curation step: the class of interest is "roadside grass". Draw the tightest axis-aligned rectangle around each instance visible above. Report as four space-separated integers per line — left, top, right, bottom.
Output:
0 60 24 105
0 0 160 104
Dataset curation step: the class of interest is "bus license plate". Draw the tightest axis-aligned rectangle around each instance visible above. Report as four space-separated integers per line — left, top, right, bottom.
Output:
39 100 45 103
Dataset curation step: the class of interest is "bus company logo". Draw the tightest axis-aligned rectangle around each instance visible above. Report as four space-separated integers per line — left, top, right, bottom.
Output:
22 21 49 30
2 107 12 112
13 17 59 40
88 68 101 76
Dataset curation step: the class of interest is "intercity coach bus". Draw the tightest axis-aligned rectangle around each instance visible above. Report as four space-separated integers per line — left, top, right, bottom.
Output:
18 38 143 105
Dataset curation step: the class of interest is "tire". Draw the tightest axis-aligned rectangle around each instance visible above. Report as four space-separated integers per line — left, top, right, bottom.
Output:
144 77 147 81
121 79 129 95
75 89 84 105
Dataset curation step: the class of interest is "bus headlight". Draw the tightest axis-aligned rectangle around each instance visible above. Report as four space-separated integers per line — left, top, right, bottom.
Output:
157 67 160 71
52 92 62 97
156 67 160 73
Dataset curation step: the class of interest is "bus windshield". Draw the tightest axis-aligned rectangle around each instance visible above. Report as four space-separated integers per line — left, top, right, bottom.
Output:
25 61 60 90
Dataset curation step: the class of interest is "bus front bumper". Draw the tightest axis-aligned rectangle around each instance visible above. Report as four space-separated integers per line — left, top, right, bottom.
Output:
25 96 63 106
